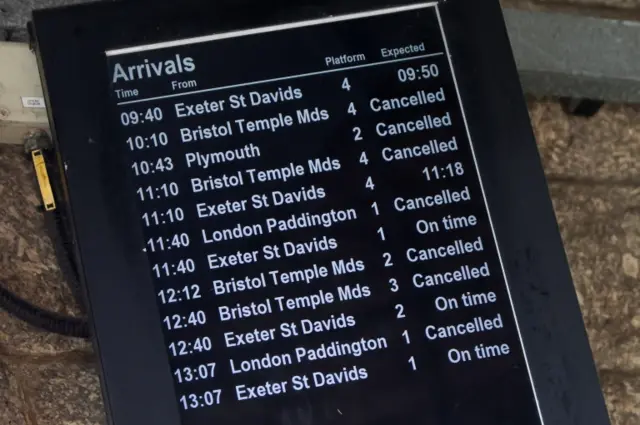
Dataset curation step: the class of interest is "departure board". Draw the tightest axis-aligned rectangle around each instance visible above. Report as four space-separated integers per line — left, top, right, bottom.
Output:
104 4 543 425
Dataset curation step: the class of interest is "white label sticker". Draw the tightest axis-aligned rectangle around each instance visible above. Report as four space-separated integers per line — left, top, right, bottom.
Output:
21 97 46 109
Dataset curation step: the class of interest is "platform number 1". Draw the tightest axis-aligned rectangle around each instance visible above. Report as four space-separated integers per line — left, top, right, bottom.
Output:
409 356 417 371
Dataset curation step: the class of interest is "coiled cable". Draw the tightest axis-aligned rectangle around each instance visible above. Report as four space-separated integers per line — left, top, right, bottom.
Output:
0 148 90 339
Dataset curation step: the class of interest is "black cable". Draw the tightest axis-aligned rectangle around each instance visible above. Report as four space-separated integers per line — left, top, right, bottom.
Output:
0 150 90 339
43 208 86 314
0 284 89 338
0 209 90 338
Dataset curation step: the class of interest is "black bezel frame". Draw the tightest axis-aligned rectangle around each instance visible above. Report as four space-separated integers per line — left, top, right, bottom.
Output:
32 1 611 424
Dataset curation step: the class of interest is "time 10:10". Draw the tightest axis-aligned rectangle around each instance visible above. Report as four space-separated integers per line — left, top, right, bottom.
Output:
126 132 168 151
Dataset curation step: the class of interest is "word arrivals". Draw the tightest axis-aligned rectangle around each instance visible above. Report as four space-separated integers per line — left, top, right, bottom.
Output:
413 262 490 287
111 54 195 83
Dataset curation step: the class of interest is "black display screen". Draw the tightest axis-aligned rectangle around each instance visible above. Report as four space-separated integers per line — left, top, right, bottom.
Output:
105 4 543 424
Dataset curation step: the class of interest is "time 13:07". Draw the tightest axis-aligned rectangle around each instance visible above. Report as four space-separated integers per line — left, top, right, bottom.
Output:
179 390 221 410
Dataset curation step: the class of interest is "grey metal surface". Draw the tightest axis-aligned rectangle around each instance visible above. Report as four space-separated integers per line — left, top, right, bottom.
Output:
1 1 640 102
504 8 640 102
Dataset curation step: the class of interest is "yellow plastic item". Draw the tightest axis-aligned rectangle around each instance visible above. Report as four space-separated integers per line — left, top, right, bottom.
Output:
31 149 56 211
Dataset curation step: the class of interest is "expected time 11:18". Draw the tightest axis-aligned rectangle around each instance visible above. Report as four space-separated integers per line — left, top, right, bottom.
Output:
423 162 464 181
